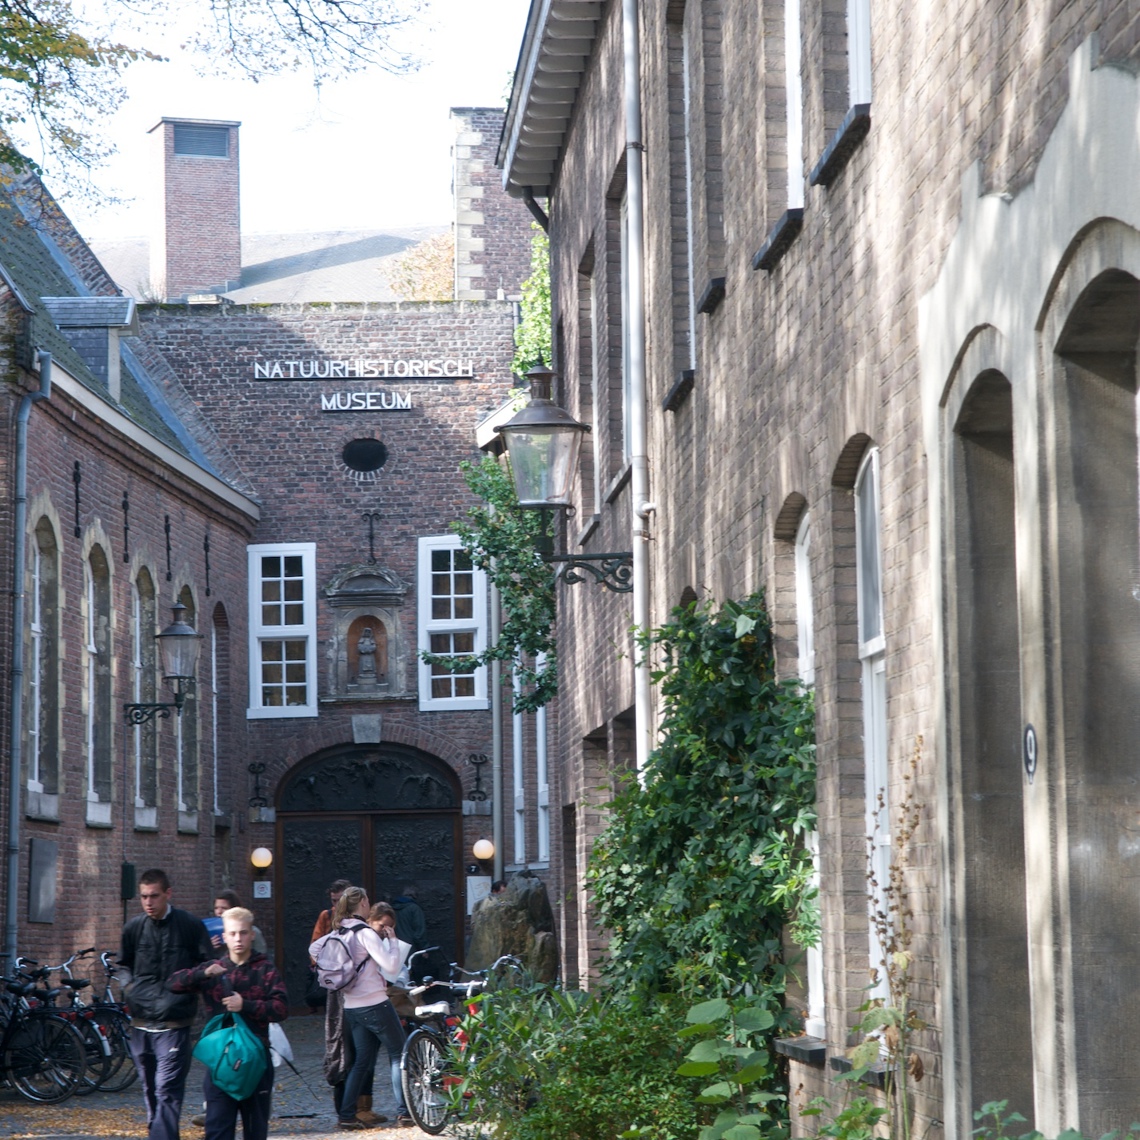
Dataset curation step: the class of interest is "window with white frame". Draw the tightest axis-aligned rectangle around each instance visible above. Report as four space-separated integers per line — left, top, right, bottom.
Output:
785 0 805 210
132 570 158 824
848 0 872 105
177 586 199 814
247 543 318 718
855 449 889 1003
535 652 550 864
794 513 815 687
512 662 526 865
27 521 60 799
620 190 632 459
85 547 113 823
418 536 488 710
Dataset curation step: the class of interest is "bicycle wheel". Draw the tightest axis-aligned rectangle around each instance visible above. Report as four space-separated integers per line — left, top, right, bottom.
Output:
401 1028 451 1135
89 1008 136 1092
72 1016 112 1095
5 1011 85 1103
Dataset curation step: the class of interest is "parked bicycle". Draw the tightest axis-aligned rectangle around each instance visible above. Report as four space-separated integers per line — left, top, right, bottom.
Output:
400 952 523 1135
0 963 87 1102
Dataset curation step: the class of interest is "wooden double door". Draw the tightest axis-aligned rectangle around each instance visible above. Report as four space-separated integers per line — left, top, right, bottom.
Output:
273 745 463 1006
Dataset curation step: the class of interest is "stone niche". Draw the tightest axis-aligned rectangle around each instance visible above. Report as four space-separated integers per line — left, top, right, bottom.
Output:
324 564 409 699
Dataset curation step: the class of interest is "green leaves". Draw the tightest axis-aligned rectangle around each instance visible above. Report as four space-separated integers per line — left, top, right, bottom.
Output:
511 226 552 377
687 999 731 1024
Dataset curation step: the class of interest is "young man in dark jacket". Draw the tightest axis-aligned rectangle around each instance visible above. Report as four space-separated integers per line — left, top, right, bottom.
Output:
169 907 287 1140
120 868 213 1140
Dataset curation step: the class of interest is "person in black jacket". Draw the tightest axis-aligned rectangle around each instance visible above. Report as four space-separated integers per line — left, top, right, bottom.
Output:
120 868 212 1140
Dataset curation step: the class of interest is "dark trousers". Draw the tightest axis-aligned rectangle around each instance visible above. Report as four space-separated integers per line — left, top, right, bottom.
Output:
129 1026 193 1140
340 1002 406 1121
203 1050 273 1140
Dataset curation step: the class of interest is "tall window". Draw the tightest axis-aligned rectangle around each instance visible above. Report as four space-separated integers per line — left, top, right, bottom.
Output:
85 547 113 825
785 0 805 209
247 543 318 718
28 520 59 805
848 0 872 105
620 190 632 460
417 535 488 711
132 570 158 826
535 652 550 864
855 450 888 1001
513 662 526 865
668 2 698 370
177 586 199 816
794 513 815 686
794 512 823 1036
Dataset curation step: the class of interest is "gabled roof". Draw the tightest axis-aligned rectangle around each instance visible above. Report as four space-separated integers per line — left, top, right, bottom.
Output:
498 0 603 197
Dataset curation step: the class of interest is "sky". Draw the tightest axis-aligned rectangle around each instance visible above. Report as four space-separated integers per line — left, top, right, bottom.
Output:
59 0 532 243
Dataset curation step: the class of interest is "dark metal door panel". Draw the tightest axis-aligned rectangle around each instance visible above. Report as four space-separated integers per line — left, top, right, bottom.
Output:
279 817 364 1005
373 816 459 965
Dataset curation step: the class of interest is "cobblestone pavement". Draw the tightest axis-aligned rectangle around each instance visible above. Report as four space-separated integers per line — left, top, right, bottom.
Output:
0 1013 431 1140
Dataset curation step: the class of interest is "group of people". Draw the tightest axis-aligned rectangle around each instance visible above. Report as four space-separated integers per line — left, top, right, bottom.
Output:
119 869 286 1140
116 869 428 1140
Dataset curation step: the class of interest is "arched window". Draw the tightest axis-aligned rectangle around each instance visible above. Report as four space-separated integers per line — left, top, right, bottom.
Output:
855 449 888 1000
132 570 158 827
211 604 230 818
177 585 199 820
28 519 60 812
794 512 815 687
85 546 113 825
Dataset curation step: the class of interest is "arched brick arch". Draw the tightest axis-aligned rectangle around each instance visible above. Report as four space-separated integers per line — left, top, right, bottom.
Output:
772 491 807 542
830 433 872 490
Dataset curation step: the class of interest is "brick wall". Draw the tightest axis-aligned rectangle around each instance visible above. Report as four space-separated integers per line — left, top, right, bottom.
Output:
452 109 535 302
151 119 242 300
524 0 1140 1132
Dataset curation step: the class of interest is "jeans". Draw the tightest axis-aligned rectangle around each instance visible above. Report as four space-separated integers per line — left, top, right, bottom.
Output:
129 1026 193 1140
203 1046 273 1140
340 1002 406 1120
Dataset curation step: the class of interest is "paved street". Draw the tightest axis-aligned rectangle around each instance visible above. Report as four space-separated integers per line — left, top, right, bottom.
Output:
0 1013 429 1140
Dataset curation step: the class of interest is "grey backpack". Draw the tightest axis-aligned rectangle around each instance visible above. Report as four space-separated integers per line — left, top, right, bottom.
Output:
315 920 368 991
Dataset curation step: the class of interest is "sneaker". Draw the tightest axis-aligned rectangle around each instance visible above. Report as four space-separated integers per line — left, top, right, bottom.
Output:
191 1116 206 1128
338 1119 376 1130
395 1115 415 1127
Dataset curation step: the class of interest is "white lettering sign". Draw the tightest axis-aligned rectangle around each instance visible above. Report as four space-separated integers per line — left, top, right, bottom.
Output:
253 359 474 380
320 391 414 412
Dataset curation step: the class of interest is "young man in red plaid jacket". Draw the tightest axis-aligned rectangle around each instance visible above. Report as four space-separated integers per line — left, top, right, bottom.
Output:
169 907 287 1140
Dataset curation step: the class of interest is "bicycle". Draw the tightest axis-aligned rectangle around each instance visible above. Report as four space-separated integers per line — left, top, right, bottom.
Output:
400 952 523 1135
0 964 87 1102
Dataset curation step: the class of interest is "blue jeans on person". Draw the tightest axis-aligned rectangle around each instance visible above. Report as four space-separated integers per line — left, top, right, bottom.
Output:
340 1001 407 1120
203 1044 273 1140
129 1026 193 1140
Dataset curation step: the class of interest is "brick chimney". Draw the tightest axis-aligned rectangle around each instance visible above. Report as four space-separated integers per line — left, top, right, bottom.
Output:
149 117 241 300
451 108 534 301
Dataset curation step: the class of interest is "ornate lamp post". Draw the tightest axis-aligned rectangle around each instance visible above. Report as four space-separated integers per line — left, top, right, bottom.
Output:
123 602 202 724
496 362 633 592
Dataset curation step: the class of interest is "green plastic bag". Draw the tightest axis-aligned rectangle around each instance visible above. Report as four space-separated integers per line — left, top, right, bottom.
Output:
193 1012 267 1101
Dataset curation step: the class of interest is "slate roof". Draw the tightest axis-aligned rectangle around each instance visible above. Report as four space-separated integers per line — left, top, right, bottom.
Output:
0 175 251 495
92 227 448 303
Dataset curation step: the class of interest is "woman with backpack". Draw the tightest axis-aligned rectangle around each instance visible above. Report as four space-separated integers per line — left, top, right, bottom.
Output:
309 886 410 1129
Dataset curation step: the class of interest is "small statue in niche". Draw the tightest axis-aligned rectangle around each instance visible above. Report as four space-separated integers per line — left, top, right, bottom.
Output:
356 626 379 689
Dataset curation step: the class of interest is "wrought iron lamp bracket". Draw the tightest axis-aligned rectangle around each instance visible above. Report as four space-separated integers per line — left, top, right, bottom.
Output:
123 702 176 726
545 552 634 593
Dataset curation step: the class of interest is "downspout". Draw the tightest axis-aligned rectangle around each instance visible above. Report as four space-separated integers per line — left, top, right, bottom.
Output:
6 351 52 964
622 0 654 772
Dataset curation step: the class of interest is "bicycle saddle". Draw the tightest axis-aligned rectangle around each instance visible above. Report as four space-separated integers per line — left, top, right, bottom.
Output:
62 979 91 989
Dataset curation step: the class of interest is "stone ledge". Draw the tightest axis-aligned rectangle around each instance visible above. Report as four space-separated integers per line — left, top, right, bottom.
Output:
697 276 726 314
828 1054 890 1089
774 1035 827 1066
810 103 872 187
663 369 695 412
752 209 804 272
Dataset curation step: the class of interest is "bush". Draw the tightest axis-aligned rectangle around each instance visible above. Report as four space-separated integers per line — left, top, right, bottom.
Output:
457 984 699 1140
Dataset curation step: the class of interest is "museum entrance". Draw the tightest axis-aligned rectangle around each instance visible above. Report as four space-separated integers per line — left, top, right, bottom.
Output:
275 743 462 1006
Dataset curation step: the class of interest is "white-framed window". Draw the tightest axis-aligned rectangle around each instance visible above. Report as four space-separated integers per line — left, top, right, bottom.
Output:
855 449 889 1004
417 535 488 711
85 546 113 823
535 652 550 864
513 661 526 865
620 190 632 459
794 512 815 687
805 830 826 1038
681 15 698 369
785 0 805 209
28 541 43 795
132 570 158 823
848 0 872 105
247 543 318 718
211 620 220 815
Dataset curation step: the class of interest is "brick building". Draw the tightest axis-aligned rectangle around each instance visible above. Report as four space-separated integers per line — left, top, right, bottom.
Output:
0 107 549 1004
500 1 1140 1136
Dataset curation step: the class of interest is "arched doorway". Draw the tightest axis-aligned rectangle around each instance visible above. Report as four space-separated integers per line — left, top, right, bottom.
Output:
275 743 463 1005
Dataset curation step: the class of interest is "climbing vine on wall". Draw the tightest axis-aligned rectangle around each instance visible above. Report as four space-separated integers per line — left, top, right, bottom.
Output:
421 455 557 712
589 594 818 996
